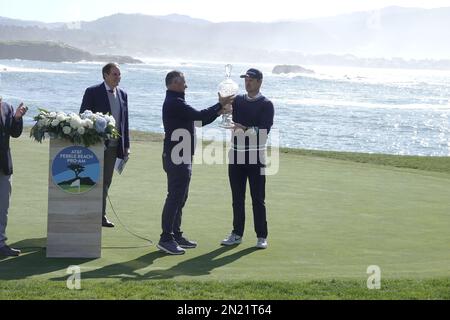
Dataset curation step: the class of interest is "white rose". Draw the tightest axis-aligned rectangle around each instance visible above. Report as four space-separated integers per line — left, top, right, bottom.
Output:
51 119 60 127
77 127 85 135
49 112 57 118
56 113 66 122
62 126 72 135
85 119 94 129
108 117 116 127
70 115 82 129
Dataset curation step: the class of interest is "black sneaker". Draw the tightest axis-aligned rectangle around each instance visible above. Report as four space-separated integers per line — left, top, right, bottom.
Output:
0 245 21 257
157 240 186 255
175 237 198 249
102 216 115 228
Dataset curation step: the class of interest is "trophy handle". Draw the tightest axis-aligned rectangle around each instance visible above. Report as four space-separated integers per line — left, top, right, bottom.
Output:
225 64 232 78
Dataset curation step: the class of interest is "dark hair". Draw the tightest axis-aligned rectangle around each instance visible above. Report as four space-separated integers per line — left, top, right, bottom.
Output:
165 70 184 87
102 63 120 80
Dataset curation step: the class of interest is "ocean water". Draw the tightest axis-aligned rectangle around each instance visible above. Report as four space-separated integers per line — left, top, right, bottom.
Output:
1 59 450 156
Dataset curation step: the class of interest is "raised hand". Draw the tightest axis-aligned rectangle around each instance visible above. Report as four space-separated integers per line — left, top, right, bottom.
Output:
232 122 247 132
218 93 235 107
14 103 28 120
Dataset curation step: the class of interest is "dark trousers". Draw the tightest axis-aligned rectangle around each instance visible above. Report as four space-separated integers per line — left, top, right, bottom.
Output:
0 172 11 248
160 153 192 242
228 163 268 239
102 145 118 217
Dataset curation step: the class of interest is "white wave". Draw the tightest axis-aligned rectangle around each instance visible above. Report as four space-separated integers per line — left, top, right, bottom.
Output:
138 57 244 67
269 69 415 87
274 97 450 111
134 58 201 68
268 64 450 87
322 65 450 86
0 64 79 74
267 68 387 86
61 61 104 65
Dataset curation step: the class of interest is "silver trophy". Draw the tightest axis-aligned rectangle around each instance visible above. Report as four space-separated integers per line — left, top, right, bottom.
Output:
218 64 239 128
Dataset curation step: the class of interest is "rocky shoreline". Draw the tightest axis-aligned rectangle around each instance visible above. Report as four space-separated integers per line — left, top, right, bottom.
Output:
0 41 143 64
272 65 315 74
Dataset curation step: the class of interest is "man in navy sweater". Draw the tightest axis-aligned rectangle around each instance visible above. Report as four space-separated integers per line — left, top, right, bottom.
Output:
221 68 274 249
158 71 234 255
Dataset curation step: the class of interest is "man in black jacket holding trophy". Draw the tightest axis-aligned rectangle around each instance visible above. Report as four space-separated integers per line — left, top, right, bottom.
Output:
158 71 234 255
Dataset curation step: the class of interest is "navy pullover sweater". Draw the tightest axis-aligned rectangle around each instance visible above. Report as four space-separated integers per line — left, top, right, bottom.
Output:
231 94 274 152
163 90 221 157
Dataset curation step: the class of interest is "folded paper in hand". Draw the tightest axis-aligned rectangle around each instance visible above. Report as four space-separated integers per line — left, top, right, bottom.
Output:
115 157 128 174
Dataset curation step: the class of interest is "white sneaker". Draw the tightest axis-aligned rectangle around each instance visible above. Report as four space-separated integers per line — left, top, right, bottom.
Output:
221 233 242 246
256 238 268 249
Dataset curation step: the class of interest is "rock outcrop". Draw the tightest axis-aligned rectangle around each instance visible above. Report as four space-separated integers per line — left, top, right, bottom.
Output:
272 65 314 74
0 41 142 64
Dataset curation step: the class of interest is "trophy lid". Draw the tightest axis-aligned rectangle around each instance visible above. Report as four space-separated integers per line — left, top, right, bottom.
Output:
218 64 238 96
225 64 232 78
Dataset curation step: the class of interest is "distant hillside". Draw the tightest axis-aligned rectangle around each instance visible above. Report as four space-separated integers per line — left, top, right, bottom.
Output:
1 7 450 65
0 41 142 63
0 16 64 29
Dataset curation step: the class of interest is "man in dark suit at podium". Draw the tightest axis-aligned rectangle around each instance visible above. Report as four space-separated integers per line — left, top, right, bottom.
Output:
0 97 27 256
80 63 130 228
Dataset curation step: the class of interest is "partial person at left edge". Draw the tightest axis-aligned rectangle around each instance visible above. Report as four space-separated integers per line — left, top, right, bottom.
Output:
80 63 130 228
0 96 28 257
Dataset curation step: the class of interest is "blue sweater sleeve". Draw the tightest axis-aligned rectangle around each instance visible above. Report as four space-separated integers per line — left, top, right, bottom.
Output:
169 98 221 125
258 100 275 133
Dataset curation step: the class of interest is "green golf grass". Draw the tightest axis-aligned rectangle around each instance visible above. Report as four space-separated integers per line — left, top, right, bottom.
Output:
0 131 449 299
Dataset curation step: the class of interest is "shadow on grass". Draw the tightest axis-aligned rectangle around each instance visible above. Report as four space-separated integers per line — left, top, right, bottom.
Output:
140 246 259 280
50 246 258 281
0 238 95 280
1 239 258 281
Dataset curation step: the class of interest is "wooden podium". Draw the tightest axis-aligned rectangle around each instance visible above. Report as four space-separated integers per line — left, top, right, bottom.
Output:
46 138 104 258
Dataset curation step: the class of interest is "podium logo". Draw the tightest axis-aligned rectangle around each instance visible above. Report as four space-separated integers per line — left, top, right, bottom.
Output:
52 146 100 194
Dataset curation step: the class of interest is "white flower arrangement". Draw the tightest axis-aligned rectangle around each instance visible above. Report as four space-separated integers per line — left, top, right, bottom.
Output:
30 109 120 147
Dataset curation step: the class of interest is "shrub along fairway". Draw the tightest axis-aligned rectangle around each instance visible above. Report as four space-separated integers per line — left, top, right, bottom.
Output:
0 131 449 299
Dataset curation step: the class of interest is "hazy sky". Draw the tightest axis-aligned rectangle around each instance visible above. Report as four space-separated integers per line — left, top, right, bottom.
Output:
1 0 449 22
